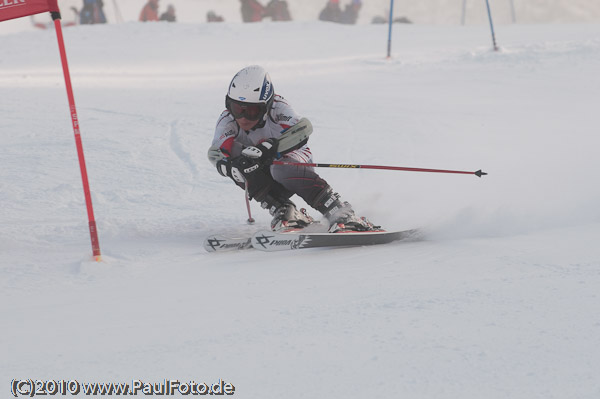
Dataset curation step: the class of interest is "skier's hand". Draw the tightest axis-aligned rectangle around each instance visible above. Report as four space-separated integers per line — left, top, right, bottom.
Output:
230 156 260 182
241 138 279 165
216 158 246 184
216 158 232 177
222 139 277 185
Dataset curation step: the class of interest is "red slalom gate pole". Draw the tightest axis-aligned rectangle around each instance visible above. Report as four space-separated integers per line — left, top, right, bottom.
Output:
272 161 488 178
52 13 102 261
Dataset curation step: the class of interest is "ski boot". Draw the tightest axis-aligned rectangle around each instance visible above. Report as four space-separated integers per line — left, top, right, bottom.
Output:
326 202 378 233
313 187 378 232
262 198 314 231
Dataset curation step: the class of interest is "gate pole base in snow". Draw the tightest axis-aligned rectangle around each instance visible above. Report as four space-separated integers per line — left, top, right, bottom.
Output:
52 12 102 261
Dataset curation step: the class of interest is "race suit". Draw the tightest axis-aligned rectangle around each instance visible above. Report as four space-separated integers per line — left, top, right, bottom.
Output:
208 95 330 209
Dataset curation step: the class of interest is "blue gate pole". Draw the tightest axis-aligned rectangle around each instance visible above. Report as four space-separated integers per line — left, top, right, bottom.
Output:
509 0 516 23
386 0 395 58
485 0 499 51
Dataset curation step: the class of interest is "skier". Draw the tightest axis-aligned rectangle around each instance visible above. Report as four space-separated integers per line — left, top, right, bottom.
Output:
207 65 375 233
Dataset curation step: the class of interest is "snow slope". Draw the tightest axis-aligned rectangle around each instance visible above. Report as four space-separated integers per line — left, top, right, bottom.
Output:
2 16 600 399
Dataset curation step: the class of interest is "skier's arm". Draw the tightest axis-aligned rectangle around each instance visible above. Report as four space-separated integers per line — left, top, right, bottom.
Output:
207 112 240 167
210 141 245 185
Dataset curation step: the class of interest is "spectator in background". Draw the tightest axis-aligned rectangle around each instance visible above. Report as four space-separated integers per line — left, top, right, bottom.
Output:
264 0 291 21
160 4 176 22
371 15 386 24
240 0 265 22
207 10 224 22
139 0 159 22
318 0 342 23
79 0 106 24
393 16 412 24
371 15 412 24
340 0 361 24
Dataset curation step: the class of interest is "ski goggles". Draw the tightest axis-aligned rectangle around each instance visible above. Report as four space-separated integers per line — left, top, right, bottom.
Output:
227 98 265 121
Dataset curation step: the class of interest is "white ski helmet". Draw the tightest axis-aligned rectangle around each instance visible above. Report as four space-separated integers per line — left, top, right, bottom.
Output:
226 65 274 123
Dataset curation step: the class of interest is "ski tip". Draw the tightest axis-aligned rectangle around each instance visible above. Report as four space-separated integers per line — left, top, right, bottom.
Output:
475 169 488 177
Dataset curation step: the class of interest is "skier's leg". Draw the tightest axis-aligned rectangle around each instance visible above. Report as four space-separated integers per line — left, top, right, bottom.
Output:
243 167 312 231
269 159 329 206
271 158 375 232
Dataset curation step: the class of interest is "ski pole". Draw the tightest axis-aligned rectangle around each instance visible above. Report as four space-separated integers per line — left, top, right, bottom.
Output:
244 181 255 224
272 161 487 178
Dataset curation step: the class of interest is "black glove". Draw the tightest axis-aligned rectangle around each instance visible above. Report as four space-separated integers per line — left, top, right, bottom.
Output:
231 155 281 200
216 157 246 185
231 155 261 181
216 158 232 178
217 139 278 186
240 138 279 165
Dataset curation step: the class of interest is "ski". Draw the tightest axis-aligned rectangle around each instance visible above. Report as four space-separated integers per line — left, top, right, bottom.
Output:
204 223 324 253
203 235 252 252
250 229 420 252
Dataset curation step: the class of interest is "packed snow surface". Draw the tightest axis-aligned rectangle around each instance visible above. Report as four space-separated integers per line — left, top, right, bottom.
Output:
1 9 600 399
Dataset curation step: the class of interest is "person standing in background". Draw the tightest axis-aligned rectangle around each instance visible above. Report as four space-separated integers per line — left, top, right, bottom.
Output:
79 0 107 24
240 0 265 22
340 0 361 24
207 10 225 22
264 0 291 21
160 4 176 22
318 0 342 23
139 0 159 22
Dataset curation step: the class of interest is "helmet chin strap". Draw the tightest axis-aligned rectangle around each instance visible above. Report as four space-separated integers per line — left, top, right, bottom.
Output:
252 107 269 130
254 118 267 130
